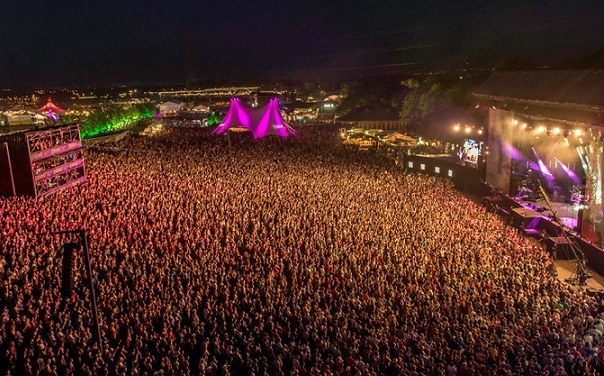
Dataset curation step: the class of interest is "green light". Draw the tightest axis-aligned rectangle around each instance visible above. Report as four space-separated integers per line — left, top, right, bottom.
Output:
80 104 155 139
206 113 222 126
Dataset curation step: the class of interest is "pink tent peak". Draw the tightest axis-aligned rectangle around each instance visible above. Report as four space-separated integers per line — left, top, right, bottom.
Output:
212 98 296 139
211 98 252 136
38 98 65 114
252 98 297 139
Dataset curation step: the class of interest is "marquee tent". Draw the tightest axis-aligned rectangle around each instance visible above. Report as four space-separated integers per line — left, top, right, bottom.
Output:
158 101 182 116
212 98 296 139
192 104 210 112
38 98 65 114
384 132 416 143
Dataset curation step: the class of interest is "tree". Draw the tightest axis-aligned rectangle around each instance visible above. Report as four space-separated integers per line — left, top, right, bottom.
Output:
399 72 489 136
399 90 422 133
418 91 442 117
79 103 155 139
401 78 420 89
337 79 407 116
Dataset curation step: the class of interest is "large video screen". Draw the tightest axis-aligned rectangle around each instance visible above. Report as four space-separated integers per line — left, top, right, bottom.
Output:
459 138 482 164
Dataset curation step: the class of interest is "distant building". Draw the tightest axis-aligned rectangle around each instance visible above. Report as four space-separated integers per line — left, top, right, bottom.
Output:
158 101 183 117
252 92 281 108
317 100 337 123
282 101 318 122
322 93 341 102
336 103 402 130
6 114 36 126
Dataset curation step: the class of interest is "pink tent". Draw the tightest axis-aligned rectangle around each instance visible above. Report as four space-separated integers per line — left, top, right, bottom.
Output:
212 98 296 139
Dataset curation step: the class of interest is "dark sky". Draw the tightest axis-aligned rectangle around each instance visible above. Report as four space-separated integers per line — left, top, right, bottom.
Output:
0 0 602 86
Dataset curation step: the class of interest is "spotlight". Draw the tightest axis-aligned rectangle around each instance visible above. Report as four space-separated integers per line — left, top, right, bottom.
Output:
522 123 528 129
478 129 483 135
512 119 518 125
453 124 460 131
552 128 560 135
465 127 471 134
536 126 546 134
574 129 583 137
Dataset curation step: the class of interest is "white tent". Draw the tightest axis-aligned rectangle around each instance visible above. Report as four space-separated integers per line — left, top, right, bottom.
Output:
159 101 182 116
192 104 210 112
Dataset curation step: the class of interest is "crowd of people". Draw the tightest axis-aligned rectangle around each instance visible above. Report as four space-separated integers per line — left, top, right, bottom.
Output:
1 125 604 375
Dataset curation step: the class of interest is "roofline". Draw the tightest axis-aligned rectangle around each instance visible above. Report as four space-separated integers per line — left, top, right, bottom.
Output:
473 93 604 113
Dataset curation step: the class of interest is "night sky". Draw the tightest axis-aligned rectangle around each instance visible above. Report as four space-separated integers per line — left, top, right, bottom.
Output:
0 0 602 86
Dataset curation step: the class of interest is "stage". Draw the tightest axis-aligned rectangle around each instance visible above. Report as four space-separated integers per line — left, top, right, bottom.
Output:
514 197 580 230
482 187 604 278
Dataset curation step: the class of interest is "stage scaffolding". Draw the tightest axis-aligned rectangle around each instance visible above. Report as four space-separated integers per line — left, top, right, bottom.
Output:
0 124 86 197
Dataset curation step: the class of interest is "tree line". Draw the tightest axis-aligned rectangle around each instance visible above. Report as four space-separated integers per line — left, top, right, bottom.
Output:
60 104 156 139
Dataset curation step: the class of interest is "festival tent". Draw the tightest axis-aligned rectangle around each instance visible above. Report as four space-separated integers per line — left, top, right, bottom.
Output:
211 98 254 134
192 104 210 112
384 132 416 144
212 98 296 139
252 98 297 139
38 98 66 114
158 101 182 116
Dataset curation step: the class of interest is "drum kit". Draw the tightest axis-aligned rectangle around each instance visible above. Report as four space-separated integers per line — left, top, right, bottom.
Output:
516 180 541 201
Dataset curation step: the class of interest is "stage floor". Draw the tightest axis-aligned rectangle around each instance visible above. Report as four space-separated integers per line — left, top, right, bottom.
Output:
518 198 580 230
556 260 604 291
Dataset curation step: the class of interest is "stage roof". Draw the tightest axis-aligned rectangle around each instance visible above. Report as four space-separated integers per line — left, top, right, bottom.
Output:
474 70 604 109
474 70 604 124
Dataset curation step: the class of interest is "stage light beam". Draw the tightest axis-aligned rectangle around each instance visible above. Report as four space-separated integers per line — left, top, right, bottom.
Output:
555 157 581 184
576 146 589 173
531 147 554 178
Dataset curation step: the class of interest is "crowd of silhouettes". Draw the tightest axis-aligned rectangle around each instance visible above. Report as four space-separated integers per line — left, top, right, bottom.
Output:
1 125 604 375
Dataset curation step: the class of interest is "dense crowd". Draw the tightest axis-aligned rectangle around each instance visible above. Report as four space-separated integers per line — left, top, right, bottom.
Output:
1 125 604 375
